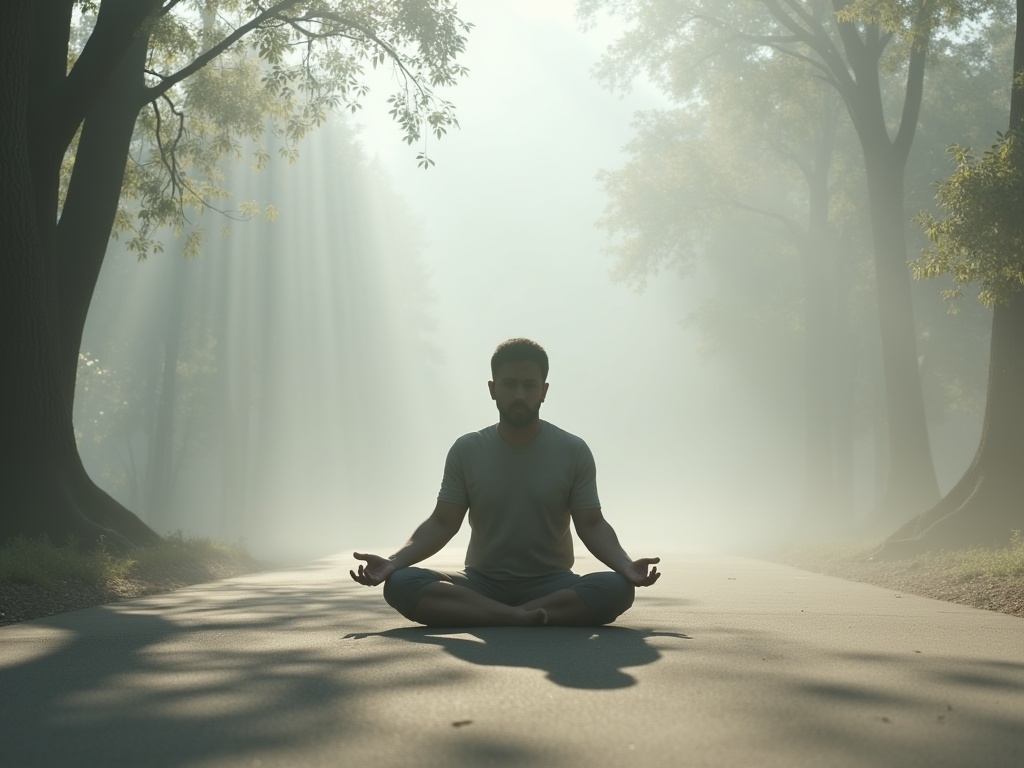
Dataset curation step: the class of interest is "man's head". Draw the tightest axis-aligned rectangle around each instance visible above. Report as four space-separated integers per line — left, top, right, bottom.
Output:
488 338 549 429
490 338 549 382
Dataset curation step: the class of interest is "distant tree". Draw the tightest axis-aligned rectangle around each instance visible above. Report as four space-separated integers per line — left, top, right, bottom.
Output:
879 0 1024 555
74 257 218 525
583 0 1008 526
74 119 437 545
0 0 469 548
593 45 860 527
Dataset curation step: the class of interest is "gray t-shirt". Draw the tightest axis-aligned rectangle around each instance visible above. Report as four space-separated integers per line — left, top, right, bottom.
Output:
437 420 601 578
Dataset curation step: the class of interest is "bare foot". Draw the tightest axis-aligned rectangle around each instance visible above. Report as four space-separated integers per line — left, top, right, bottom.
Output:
521 607 547 626
512 607 547 626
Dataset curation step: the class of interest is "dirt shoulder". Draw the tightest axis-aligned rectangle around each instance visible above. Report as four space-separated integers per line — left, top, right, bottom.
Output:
768 549 1024 619
0 553 266 627
4 548 1023 626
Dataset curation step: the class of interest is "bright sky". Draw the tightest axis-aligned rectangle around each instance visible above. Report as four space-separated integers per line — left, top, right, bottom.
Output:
513 0 578 25
340 1 804 553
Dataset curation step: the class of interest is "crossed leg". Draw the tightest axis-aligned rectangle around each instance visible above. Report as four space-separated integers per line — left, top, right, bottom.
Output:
385 567 623 628
518 589 595 626
409 581 549 627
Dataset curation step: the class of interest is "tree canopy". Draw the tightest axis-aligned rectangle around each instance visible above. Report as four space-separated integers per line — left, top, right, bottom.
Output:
0 0 471 548
915 130 1024 306
67 0 471 257
583 0 1015 534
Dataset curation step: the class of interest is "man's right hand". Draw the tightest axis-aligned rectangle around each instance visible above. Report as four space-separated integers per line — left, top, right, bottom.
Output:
349 552 398 586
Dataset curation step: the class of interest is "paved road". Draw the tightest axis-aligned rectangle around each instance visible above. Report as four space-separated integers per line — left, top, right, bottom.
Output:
2 551 1022 768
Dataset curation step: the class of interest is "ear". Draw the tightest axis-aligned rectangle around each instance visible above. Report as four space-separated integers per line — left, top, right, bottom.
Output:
541 381 549 401
488 380 496 400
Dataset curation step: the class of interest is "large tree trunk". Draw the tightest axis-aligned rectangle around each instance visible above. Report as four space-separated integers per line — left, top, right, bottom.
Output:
831 232 858 522
0 0 160 548
144 252 190 533
800 97 841 530
861 150 940 526
831 7 941 527
1 1 124 546
878 293 1024 556
877 0 1024 557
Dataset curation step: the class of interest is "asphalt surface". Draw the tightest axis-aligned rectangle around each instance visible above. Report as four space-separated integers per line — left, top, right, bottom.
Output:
1 550 1022 768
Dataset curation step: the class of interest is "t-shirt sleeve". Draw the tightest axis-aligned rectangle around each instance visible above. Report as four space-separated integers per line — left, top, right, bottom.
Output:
437 439 470 506
568 440 601 511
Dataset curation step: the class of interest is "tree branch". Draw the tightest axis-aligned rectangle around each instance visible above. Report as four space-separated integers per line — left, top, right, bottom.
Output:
288 9 429 98
143 0 303 102
57 0 163 151
830 0 871 81
150 93 186 203
760 0 857 100
760 0 819 45
155 0 187 17
778 0 818 28
893 1 931 159
727 199 806 246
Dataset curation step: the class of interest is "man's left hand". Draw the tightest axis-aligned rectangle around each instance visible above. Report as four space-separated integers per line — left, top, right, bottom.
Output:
622 557 661 587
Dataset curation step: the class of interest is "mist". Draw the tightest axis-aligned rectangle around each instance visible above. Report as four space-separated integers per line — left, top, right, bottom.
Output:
74 0 993 562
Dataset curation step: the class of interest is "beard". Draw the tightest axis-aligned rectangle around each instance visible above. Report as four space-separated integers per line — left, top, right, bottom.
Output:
497 401 540 428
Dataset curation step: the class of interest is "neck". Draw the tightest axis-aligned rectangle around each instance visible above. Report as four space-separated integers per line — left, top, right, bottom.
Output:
497 419 542 446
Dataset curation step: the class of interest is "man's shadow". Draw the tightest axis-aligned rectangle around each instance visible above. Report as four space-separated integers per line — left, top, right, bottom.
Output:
345 626 691 689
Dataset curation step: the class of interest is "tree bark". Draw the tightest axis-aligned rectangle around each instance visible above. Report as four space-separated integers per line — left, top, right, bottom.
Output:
0 0 160 548
860 149 940 525
878 293 1024 556
830 6 941 526
144 253 190 532
57 14 152 410
878 0 1024 556
800 96 841 529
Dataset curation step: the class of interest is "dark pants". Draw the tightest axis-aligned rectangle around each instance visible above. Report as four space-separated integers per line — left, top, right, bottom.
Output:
383 567 635 626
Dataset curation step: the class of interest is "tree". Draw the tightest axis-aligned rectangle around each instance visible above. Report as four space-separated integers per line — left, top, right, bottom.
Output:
0 0 469 548
583 0 1004 526
879 0 1024 555
594 46 862 528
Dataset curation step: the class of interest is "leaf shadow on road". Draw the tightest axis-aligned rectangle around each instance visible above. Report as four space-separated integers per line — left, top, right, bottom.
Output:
344 625 693 689
648 623 1024 767
0 569 553 768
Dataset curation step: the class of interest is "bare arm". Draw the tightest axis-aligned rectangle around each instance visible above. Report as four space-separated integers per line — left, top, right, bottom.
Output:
571 507 660 587
350 500 467 586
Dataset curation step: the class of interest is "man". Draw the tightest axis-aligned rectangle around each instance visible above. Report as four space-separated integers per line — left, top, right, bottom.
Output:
350 338 660 626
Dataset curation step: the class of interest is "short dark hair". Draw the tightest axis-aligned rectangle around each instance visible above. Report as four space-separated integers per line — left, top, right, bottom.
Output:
490 338 549 380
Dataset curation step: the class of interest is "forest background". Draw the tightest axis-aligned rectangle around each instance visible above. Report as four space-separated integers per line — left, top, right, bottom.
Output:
2 0 1023 564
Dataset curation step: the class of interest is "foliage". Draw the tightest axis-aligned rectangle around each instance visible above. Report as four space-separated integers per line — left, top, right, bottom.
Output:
75 309 219 502
0 533 254 588
0 537 133 587
129 531 252 570
774 530 1024 581
914 130 1024 308
591 14 840 282
596 109 711 288
919 530 1024 581
834 0 994 36
75 351 130 449
67 0 471 258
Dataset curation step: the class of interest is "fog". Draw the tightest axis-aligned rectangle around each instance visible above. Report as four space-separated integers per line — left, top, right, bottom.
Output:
75 1 991 562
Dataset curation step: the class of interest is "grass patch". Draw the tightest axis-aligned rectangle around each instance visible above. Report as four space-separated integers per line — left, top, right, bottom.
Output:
917 531 1024 583
0 534 255 589
0 537 133 588
771 532 1024 585
765 533 1024 618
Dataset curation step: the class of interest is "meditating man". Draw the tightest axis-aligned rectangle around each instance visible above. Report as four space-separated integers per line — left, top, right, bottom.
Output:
350 338 660 626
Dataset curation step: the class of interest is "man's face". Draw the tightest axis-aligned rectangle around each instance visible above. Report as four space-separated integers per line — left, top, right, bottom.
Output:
488 360 548 428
